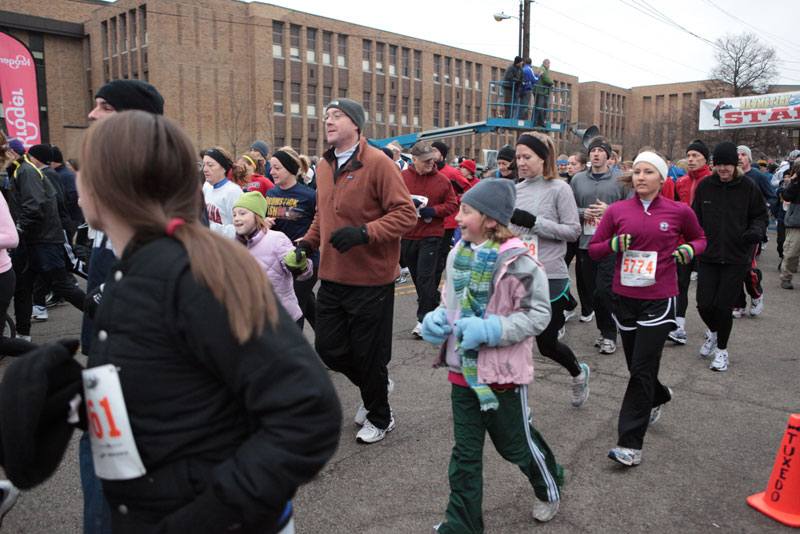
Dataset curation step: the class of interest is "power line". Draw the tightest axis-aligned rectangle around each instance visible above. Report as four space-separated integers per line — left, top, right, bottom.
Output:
616 0 720 49
701 0 800 57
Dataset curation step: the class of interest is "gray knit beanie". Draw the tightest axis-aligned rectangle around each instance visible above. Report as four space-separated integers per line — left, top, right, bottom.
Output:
460 178 516 227
325 98 366 132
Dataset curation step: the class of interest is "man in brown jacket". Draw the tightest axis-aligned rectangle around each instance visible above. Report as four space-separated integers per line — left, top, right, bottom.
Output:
297 98 417 444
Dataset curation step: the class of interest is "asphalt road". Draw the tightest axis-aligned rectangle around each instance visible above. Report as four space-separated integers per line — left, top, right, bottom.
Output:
1 232 798 533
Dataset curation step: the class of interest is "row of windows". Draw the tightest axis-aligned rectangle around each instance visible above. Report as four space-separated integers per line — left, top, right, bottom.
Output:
432 54 481 90
272 22 347 67
101 5 147 59
361 40 423 79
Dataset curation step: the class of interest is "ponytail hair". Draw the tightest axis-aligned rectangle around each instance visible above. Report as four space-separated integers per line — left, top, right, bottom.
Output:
241 152 266 176
80 111 278 343
277 146 308 180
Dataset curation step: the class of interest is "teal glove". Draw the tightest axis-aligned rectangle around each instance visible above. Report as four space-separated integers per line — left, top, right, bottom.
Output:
422 308 452 344
454 315 502 350
283 249 308 275
672 244 694 264
610 234 634 253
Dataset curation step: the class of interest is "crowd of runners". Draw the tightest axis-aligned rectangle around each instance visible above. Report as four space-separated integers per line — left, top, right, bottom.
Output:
0 75 796 533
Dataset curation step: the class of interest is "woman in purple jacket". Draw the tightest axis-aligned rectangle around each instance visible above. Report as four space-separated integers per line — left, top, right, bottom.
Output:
588 151 706 467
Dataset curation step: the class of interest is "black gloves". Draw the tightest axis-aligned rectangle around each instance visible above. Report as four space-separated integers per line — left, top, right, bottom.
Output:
85 283 104 320
510 208 537 228
449 180 465 195
295 240 314 258
329 225 369 252
419 207 436 219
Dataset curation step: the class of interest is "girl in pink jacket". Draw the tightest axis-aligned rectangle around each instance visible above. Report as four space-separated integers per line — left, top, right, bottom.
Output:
421 179 563 531
232 192 312 324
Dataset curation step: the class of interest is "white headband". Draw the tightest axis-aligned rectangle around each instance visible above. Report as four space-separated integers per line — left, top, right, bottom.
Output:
633 151 668 181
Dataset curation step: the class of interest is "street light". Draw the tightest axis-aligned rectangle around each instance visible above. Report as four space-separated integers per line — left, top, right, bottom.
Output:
492 1 532 59
493 12 515 22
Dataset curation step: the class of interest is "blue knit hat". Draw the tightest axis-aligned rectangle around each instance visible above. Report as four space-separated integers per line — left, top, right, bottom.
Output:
7 138 25 155
461 178 516 227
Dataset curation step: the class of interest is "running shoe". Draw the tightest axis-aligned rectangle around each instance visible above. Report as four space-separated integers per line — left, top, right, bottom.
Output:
593 335 603 348
580 311 595 322
0 480 19 527
699 331 717 357
749 296 763 316
15 335 31 343
710 348 729 372
570 363 590 407
44 292 66 308
533 498 560 522
563 308 578 322
690 271 698 281
355 378 394 426
731 308 742 319
412 322 423 339
781 280 794 290
557 326 565 339
31 305 48 321
667 327 687 345
356 415 395 444
599 339 616 354
608 446 642 466
649 387 673 425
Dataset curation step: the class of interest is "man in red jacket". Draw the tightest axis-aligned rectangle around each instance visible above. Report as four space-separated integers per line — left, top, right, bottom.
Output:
431 141 471 286
401 142 458 338
670 139 712 345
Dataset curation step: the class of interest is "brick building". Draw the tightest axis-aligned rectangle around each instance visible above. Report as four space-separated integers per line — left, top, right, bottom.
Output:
0 0 741 164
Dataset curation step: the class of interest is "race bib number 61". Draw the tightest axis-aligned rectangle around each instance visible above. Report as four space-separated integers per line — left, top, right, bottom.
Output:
83 364 147 480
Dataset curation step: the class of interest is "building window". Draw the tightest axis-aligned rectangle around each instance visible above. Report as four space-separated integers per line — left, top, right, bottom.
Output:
475 64 481 91
306 28 316 63
290 25 301 59
290 82 301 115
445 102 451 126
120 14 127 53
272 21 284 58
402 47 410 77
273 80 284 113
363 91 371 121
362 39 371 71
455 59 461 86
376 93 384 122
130 9 138 49
444 57 451 85
375 42 384 74
338 34 347 67
402 96 409 125
322 31 332 65
465 62 471 89
434 100 440 127
414 50 421 79
338 87 347 98
323 85 332 107
308 139 317 156
414 98 420 126
434 54 441 83
111 17 118 56
389 95 396 124
307 84 317 116
140 5 147 46
389 45 397 76
102 21 109 59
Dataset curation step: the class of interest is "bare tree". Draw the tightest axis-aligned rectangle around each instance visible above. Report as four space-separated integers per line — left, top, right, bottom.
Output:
222 79 253 157
710 33 778 96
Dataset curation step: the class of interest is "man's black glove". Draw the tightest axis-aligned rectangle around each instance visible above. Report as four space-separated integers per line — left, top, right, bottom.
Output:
412 198 422 208
295 240 314 258
449 180 465 195
419 207 436 219
84 284 104 320
510 208 537 228
329 225 369 252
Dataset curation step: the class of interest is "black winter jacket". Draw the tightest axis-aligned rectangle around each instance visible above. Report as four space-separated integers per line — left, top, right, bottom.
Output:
5 155 63 244
41 166 72 234
691 171 768 264
87 237 341 533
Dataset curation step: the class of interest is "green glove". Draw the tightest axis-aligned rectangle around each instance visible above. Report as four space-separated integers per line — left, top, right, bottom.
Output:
609 234 633 253
283 248 308 275
672 244 694 264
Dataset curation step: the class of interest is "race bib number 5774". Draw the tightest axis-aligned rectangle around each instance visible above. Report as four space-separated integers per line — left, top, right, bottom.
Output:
620 250 657 287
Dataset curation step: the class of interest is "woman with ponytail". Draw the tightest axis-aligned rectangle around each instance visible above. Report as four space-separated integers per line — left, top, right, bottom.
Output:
266 146 318 330
234 152 275 196
75 111 341 533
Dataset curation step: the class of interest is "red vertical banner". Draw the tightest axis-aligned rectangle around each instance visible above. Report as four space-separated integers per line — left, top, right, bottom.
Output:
0 32 40 148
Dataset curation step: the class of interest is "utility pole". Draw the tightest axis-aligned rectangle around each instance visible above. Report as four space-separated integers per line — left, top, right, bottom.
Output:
522 0 531 60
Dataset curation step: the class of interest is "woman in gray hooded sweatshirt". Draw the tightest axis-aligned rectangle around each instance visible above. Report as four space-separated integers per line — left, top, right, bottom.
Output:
509 132 589 407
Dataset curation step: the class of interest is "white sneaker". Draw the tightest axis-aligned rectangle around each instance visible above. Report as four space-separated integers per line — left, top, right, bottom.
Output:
580 311 595 322
570 363 590 407
667 327 687 345
710 348 729 372
749 296 763 316
15 334 31 342
563 308 578 322
699 331 717 357
0 480 19 526
356 415 396 444
649 387 673 425
31 305 48 321
557 326 565 339
593 335 603 348
599 338 616 354
608 446 642 466
532 497 559 522
412 322 423 339
731 308 742 319
690 271 698 281
355 378 394 426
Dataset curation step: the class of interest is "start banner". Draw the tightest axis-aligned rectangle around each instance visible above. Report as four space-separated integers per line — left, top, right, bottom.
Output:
698 91 800 131
0 32 40 147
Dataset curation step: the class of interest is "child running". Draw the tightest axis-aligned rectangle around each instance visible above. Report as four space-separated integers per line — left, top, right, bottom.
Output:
421 178 564 531
588 151 706 466
232 192 313 326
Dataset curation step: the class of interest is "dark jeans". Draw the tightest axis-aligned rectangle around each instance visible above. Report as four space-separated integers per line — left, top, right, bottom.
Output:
568 240 590 315
777 219 786 258
516 89 532 120
401 237 441 322
696 262 749 350
12 243 85 336
534 92 548 126
577 249 617 341
503 84 516 118
81 242 117 354
536 293 581 377
293 264 318 332
676 257 697 318
435 229 455 287
0 268 35 355
315 281 395 429
615 297 674 450
80 431 112 534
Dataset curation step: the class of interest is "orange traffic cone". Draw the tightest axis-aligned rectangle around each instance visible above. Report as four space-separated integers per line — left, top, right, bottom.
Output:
747 413 800 527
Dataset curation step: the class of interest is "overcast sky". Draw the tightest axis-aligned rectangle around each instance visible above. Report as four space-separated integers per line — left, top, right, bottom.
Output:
254 0 800 90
